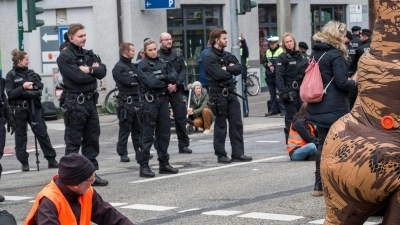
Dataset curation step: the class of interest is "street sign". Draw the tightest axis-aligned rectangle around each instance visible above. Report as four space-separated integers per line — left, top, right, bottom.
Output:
58 26 69 46
40 26 61 73
141 0 176 10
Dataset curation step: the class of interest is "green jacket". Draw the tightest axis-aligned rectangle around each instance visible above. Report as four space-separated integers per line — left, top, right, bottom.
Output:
189 88 209 118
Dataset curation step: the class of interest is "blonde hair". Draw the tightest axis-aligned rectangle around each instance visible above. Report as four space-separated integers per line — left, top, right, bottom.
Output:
320 21 348 58
281 32 297 52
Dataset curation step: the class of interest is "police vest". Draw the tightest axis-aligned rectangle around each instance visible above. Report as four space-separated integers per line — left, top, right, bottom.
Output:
287 122 315 153
266 47 283 59
24 175 93 225
239 48 248 66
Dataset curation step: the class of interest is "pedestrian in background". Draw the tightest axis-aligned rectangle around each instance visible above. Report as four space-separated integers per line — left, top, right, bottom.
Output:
187 81 213 135
287 103 317 161
203 28 252 164
57 23 108 186
24 153 134 225
198 41 211 91
345 30 358 109
276 32 308 144
158 32 193 154
239 32 249 117
351 26 362 50
298 41 309 55
264 36 285 117
307 21 357 196
6 49 59 172
136 39 179 177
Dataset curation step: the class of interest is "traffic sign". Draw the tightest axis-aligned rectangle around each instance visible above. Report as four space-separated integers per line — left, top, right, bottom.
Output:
141 0 176 10
40 26 61 73
58 26 69 46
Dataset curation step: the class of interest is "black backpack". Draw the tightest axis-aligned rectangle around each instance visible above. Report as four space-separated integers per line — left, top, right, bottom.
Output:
0 210 17 225
41 101 58 121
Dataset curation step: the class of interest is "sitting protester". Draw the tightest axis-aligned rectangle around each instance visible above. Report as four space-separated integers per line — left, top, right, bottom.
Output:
287 103 317 161
187 81 213 135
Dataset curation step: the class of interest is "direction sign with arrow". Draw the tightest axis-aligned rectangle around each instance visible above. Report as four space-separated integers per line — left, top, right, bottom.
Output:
42 33 58 43
141 0 177 10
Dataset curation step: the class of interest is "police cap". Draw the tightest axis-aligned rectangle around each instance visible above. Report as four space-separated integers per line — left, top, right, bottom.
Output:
267 36 279 43
298 42 308 50
351 26 361 32
361 29 372 37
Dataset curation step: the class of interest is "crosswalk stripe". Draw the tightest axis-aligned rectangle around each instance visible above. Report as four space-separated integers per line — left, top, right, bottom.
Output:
238 212 304 221
120 204 177 211
5 196 34 201
109 203 129 207
178 208 202 213
202 210 243 216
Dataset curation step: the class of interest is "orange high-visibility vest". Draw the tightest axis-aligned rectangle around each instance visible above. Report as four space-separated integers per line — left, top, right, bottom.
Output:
287 121 315 154
24 175 93 225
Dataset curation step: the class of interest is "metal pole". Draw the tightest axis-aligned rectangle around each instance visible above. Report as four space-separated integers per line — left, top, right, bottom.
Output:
277 0 292 39
17 0 24 51
230 0 243 119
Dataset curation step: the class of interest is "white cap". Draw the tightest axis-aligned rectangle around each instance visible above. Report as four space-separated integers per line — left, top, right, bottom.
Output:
267 36 279 42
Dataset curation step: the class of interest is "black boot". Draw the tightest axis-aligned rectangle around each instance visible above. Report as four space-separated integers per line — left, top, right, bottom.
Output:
159 164 179 174
284 128 289 145
92 174 109 186
140 164 155 178
313 149 323 196
22 163 30 172
0 195 4 202
47 157 59 169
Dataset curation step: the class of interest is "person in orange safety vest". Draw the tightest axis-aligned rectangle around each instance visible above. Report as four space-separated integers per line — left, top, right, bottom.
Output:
24 153 134 225
287 103 318 161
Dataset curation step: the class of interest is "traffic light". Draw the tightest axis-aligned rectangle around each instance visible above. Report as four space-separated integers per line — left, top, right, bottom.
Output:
239 0 257 14
27 0 45 31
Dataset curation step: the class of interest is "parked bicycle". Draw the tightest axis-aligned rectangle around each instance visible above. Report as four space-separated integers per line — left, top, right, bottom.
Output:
246 71 260 96
104 87 119 114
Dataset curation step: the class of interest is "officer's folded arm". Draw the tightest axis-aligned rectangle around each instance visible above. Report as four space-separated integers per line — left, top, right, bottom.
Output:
57 55 96 84
90 64 107 79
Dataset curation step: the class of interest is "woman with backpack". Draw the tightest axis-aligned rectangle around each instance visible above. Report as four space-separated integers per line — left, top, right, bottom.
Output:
306 21 358 196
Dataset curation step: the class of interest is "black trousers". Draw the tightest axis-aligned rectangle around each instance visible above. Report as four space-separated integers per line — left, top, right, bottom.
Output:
169 90 189 149
315 126 330 173
283 90 302 131
137 96 170 166
266 76 285 114
64 97 100 170
12 103 56 165
116 101 141 156
0 117 5 178
213 93 244 158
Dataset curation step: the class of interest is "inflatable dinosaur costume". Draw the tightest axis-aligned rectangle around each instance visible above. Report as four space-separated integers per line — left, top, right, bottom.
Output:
321 0 400 224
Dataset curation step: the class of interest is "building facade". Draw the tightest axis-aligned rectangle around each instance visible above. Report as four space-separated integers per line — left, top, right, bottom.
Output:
0 0 369 103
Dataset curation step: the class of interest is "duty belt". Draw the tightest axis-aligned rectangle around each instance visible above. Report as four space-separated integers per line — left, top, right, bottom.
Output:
67 92 96 104
142 91 167 103
209 87 235 97
118 95 139 104
11 100 29 109
286 80 302 90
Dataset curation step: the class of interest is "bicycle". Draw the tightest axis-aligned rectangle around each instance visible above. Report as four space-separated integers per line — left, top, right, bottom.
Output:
104 87 119 114
246 71 260 96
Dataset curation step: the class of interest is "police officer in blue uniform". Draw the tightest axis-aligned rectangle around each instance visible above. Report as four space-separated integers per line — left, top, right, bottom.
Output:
56 23 108 186
136 39 179 178
6 50 58 171
203 28 252 164
157 32 192 154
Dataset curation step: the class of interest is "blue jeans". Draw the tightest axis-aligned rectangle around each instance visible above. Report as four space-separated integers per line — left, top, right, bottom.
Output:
290 143 317 161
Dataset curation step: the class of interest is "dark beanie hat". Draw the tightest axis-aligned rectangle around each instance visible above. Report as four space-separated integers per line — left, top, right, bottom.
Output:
298 41 308 50
143 38 150 42
361 29 372 37
58 153 95 186
346 31 353 40
351 26 361 32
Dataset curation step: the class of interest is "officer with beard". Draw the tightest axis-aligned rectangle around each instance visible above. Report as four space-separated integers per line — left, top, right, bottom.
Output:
157 32 192 154
203 28 252 164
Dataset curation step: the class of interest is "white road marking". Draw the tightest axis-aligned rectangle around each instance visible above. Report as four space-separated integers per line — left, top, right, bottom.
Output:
121 204 177 211
238 212 303 221
110 203 129 207
202 210 243 216
256 141 280 143
178 208 202 213
3 168 37 175
5 196 34 201
129 156 286 184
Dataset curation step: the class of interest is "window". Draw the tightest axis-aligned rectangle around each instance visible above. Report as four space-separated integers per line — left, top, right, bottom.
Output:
311 5 346 36
167 6 223 85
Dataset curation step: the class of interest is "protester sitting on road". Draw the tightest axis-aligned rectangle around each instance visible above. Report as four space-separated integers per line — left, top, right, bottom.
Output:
287 103 317 161
24 153 134 225
187 81 213 135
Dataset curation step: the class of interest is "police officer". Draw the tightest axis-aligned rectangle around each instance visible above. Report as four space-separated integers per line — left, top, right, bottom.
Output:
157 32 192 154
264 36 285 117
351 26 362 50
112 42 145 163
345 30 357 109
56 23 108 186
239 32 249 117
0 72 15 202
203 28 252 164
136 39 179 178
355 29 372 65
6 49 59 171
276 32 308 143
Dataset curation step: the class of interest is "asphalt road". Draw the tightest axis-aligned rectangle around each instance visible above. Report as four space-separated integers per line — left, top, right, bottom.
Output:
0 92 383 224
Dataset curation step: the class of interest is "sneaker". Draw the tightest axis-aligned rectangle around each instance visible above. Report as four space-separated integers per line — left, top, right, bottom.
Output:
203 129 212 135
92 174 109 186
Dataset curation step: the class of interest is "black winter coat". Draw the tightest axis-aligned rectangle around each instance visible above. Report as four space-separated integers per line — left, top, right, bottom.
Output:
112 55 139 96
306 41 357 128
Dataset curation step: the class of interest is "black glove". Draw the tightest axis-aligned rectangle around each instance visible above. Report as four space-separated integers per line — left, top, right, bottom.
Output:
23 90 42 98
280 92 293 103
7 118 16 135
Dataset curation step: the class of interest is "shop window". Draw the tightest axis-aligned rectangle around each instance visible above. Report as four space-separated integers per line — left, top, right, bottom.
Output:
311 5 346 36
